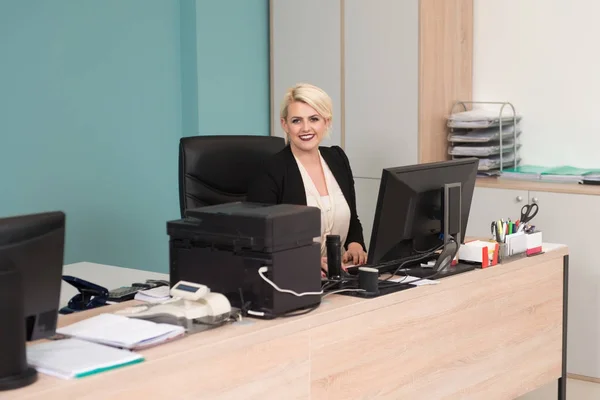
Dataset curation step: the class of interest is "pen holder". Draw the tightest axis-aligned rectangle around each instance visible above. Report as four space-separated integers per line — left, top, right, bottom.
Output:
526 231 543 256
498 243 508 263
497 231 543 263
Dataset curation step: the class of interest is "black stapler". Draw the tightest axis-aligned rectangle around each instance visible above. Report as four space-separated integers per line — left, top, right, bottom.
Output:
59 275 109 314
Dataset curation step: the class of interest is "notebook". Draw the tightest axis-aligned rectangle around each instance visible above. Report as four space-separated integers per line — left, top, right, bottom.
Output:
56 313 185 350
27 338 144 380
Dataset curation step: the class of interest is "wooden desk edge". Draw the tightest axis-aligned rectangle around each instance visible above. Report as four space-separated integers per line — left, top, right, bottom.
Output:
54 245 569 349
19 245 569 399
477 176 600 196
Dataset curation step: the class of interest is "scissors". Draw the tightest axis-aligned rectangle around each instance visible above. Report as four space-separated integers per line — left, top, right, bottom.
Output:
520 203 539 224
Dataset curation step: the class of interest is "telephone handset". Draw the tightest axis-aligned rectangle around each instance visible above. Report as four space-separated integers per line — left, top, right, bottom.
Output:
60 277 172 314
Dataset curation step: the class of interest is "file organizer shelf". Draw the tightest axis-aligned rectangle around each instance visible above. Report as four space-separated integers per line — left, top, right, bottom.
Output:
447 101 521 175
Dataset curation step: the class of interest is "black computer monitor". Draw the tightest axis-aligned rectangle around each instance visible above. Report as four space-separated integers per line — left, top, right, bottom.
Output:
367 158 478 269
0 211 65 391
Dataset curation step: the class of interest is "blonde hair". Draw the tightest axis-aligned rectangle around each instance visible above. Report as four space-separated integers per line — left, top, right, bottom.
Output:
280 83 333 124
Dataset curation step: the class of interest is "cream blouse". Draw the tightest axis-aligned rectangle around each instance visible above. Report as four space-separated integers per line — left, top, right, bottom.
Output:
294 152 351 257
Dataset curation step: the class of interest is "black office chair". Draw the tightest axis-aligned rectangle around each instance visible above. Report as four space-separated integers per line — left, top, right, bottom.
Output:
178 135 286 217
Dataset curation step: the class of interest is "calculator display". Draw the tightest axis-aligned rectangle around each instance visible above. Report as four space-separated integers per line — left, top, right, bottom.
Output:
175 283 199 293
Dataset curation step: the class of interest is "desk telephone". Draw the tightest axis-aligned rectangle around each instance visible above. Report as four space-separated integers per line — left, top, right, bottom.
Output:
60 276 170 314
62 276 232 333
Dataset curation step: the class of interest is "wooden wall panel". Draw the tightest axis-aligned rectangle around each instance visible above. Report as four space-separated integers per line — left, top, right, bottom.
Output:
419 0 473 163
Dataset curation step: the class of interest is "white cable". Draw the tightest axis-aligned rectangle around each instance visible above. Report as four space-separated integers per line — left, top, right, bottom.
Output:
258 267 324 296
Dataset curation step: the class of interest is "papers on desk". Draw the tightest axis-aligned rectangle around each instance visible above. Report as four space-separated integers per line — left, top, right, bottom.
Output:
134 285 171 303
499 165 550 181
500 165 600 183
388 275 439 286
26 338 144 380
57 313 185 350
539 166 592 183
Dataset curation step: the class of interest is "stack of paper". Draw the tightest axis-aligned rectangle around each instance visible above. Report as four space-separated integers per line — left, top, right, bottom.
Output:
448 141 521 157
134 285 171 304
473 153 521 172
447 109 522 129
447 107 523 175
583 173 600 184
57 313 185 350
448 124 522 144
27 338 143 380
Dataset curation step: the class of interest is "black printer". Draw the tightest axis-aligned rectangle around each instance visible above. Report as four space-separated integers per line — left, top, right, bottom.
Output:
167 202 322 318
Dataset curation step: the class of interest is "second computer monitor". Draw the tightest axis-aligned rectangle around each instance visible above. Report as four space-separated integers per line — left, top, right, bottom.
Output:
0 211 65 340
367 158 478 265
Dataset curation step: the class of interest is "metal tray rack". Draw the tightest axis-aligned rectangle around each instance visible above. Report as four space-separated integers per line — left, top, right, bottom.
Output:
448 101 521 174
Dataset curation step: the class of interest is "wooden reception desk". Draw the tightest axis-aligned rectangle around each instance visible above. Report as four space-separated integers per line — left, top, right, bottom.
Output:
9 244 568 400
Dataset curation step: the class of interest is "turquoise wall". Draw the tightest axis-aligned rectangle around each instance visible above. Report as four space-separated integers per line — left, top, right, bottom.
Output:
195 0 270 135
0 0 270 273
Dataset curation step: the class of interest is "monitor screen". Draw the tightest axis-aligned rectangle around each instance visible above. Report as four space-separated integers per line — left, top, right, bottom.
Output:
367 158 478 265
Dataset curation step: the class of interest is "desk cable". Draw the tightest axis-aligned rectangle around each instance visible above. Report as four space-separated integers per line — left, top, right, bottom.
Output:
257 266 365 297
398 237 460 284
257 266 324 297
381 250 443 282
258 245 443 301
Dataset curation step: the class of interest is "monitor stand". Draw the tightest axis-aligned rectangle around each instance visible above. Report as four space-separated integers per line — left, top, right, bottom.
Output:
0 268 38 391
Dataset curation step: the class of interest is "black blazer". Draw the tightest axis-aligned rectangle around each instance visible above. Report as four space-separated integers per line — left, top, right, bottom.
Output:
247 145 366 251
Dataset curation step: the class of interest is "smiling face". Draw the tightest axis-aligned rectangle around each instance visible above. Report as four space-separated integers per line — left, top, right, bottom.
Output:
281 101 330 154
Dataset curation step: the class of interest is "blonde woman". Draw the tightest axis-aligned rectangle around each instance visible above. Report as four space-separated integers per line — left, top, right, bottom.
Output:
247 83 367 273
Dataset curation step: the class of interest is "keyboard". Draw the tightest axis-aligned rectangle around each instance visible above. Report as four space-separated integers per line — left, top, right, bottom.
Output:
344 255 437 276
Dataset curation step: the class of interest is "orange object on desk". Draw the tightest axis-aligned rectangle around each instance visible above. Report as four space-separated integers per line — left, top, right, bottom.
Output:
458 240 499 268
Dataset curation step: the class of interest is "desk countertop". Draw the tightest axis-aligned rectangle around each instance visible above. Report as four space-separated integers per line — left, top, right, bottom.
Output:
12 244 569 400
477 176 600 196
60 262 168 308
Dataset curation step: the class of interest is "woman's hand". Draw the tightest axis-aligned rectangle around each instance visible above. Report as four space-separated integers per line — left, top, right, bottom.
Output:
321 256 350 277
343 242 367 266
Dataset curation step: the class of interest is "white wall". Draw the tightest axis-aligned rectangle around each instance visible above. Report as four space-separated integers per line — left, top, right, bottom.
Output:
270 1 342 146
474 0 600 168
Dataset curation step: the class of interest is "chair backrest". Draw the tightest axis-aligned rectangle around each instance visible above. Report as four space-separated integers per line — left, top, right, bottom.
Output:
178 135 286 216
